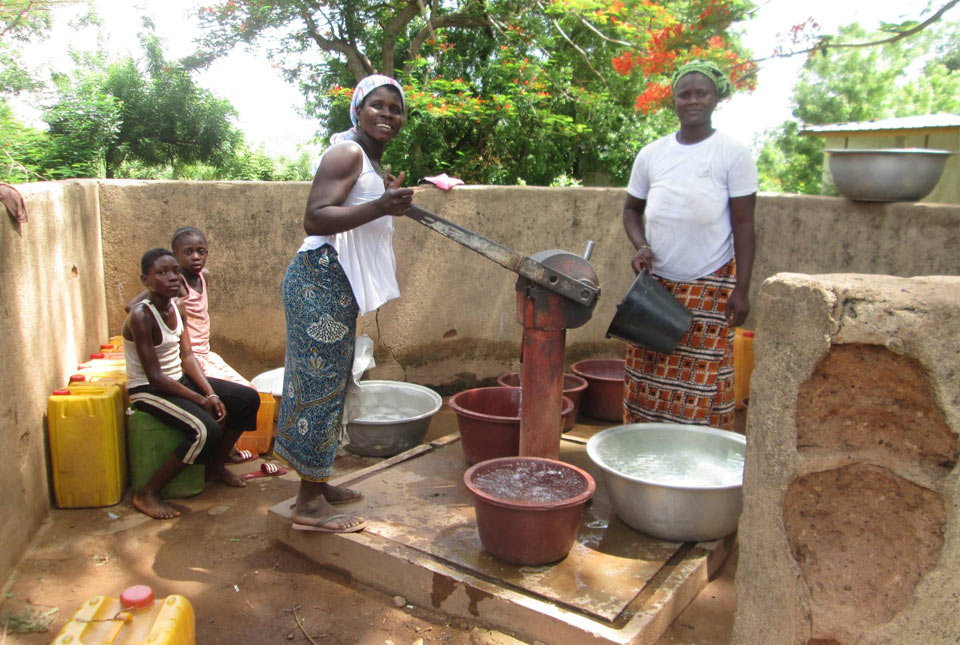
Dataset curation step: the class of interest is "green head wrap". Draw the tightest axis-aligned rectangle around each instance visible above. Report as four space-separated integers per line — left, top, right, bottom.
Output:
671 60 732 99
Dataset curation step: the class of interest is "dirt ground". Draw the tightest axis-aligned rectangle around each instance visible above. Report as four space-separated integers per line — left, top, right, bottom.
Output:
0 407 740 645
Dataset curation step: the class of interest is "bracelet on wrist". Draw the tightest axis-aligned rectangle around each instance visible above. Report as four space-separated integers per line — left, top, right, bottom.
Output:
206 393 220 401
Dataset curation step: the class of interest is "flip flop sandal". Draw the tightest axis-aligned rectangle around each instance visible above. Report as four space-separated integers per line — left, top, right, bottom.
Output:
292 514 366 533
241 462 288 480
227 449 257 464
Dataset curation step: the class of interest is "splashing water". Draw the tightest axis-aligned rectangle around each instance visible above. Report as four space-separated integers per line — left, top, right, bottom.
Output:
596 443 744 488
472 461 586 503
354 404 425 423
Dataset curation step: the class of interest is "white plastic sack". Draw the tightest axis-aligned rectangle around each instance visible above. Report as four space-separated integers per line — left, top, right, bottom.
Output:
251 336 376 443
341 334 376 425
251 367 284 396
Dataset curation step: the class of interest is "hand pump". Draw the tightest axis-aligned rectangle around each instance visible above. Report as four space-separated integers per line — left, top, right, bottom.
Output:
407 205 600 459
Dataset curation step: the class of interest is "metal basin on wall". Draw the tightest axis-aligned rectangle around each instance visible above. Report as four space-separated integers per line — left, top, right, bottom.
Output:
587 423 745 542
826 148 954 202
345 380 442 457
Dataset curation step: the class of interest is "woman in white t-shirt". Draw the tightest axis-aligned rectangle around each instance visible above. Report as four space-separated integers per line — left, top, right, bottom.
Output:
275 75 414 534
621 60 758 430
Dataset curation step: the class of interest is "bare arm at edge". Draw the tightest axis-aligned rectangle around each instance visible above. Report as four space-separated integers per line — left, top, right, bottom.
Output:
622 193 653 274
726 193 756 327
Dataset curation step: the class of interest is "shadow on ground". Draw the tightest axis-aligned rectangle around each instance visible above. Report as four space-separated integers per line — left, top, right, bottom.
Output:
0 404 743 644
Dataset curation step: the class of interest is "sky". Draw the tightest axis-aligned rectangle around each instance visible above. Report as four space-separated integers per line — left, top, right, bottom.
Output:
11 0 941 157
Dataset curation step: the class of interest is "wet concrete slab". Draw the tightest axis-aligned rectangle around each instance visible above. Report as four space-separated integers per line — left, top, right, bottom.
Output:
268 433 733 644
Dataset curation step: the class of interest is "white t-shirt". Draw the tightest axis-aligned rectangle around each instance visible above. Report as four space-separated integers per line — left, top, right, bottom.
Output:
300 140 400 315
626 131 758 281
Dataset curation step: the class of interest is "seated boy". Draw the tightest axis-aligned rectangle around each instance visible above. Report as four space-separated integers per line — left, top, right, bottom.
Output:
124 248 260 519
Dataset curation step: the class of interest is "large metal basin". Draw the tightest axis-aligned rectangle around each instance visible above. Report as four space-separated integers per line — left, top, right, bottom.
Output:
826 148 954 202
586 423 745 542
346 380 442 457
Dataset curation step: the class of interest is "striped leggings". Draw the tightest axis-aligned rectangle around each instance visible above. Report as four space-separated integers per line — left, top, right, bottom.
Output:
128 375 260 464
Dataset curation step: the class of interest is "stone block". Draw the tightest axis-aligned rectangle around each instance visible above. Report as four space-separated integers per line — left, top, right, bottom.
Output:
733 273 960 645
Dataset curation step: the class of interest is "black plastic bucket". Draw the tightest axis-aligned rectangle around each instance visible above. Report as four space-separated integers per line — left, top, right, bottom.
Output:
605 271 694 354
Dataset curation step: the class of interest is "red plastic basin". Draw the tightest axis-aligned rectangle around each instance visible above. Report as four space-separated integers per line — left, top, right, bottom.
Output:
495 372 588 432
570 358 626 422
449 386 574 465
464 456 596 565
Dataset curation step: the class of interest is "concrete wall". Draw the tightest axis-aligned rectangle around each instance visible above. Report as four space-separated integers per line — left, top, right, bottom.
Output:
0 180 108 587
97 185 960 389
819 129 960 204
4 180 960 588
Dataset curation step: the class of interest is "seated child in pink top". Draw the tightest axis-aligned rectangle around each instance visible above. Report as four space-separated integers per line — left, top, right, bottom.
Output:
168 226 253 387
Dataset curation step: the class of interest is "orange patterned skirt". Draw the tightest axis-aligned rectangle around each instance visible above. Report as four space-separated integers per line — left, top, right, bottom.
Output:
624 259 736 430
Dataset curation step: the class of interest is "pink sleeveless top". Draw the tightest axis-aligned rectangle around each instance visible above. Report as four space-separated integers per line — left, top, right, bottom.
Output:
180 272 210 355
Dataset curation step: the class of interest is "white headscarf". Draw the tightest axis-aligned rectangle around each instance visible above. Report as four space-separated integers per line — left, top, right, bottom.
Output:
330 75 406 145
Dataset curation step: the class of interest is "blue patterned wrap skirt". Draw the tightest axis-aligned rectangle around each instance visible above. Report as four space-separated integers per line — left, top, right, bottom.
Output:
274 245 358 481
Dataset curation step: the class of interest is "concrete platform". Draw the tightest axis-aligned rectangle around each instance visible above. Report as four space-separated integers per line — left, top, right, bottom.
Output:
268 433 733 645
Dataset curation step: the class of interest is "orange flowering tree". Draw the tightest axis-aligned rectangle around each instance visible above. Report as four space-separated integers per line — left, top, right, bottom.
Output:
194 0 755 184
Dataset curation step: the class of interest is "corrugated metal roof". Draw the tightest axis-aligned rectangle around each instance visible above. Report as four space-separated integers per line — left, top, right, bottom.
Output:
801 114 960 134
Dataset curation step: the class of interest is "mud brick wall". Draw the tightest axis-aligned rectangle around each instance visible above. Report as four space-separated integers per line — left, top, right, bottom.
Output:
733 274 960 644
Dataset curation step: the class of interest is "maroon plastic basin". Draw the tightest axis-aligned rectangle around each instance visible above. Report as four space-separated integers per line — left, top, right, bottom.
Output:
496 372 588 432
449 386 574 465
570 358 626 422
464 456 596 565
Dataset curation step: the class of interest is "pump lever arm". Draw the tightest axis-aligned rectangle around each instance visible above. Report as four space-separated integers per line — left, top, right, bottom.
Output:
407 205 598 306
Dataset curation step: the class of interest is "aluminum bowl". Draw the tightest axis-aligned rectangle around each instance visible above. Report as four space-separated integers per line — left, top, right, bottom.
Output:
345 380 442 457
586 423 745 542
826 148 954 202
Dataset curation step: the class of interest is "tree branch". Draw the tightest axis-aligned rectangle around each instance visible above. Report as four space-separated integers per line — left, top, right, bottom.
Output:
381 0 420 75
406 12 491 62
752 0 959 65
1 0 38 39
298 4 372 80
550 16 608 87
575 13 632 48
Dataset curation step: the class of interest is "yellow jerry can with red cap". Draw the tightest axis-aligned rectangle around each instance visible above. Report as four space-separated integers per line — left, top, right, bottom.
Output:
51 585 195 644
47 386 126 508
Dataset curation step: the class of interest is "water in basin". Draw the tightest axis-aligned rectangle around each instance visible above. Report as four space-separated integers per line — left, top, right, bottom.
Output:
472 461 587 503
354 403 426 423
592 440 744 488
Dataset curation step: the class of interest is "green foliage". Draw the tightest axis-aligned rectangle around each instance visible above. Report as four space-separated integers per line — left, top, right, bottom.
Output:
89 31 243 177
193 0 756 185
2 6 312 183
113 147 313 181
44 69 121 177
755 121 827 195
756 21 960 195
0 101 55 182
1 1 84 95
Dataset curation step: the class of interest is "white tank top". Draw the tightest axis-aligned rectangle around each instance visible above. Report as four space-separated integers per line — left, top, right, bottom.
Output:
299 140 400 315
125 301 184 389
